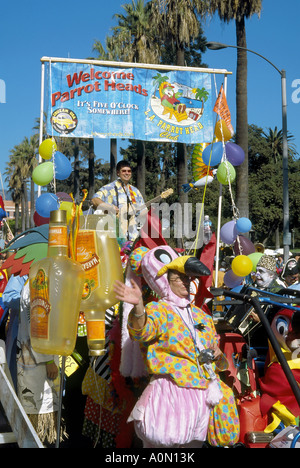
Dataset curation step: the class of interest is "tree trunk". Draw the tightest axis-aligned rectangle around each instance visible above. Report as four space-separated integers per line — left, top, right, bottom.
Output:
176 46 188 247
110 139 117 182
275 226 280 250
73 138 80 203
14 202 20 235
235 17 249 218
30 178 35 228
136 140 146 197
21 187 26 232
88 138 95 201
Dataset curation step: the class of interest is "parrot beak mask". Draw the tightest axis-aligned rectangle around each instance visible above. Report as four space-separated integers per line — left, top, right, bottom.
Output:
157 255 211 278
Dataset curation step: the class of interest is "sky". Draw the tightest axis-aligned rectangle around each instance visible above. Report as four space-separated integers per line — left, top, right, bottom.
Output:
0 0 299 192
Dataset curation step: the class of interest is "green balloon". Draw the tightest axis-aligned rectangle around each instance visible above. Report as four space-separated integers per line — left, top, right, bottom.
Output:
248 252 263 272
217 160 236 185
32 162 54 186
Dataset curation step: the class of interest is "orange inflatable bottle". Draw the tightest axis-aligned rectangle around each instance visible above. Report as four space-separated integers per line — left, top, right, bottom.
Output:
77 213 123 355
29 209 85 356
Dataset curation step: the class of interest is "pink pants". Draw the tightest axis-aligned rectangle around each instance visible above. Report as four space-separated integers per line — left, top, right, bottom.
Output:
128 376 210 448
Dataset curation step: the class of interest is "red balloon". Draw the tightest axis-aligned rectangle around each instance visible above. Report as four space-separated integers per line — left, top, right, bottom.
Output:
33 211 49 226
233 235 255 256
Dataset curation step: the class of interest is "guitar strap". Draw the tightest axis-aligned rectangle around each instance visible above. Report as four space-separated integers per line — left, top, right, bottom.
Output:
115 181 137 240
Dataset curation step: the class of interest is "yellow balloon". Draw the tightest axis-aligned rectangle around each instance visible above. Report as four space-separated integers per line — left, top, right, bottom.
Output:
231 255 253 277
214 120 232 142
39 138 57 160
59 201 82 224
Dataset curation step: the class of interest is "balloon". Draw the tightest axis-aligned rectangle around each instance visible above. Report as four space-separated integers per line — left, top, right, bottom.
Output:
220 220 238 245
59 201 83 224
224 269 244 288
33 211 49 226
36 193 59 218
53 152 72 180
248 252 263 272
32 162 54 186
202 141 223 166
236 217 252 233
217 160 236 185
233 235 256 256
56 192 73 202
225 142 245 166
231 255 253 277
59 201 73 223
214 119 232 142
39 138 57 160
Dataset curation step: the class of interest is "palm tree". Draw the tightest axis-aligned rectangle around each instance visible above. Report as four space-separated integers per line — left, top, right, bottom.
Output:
150 0 207 248
199 0 263 218
262 126 297 164
19 135 39 227
93 0 161 196
5 142 31 232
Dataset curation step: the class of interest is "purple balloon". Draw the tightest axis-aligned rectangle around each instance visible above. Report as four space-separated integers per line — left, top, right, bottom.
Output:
56 191 73 202
233 235 256 256
224 269 243 288
220 220 238 245
225 142 245 166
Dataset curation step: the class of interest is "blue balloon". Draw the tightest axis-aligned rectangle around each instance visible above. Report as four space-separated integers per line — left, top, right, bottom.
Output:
36 193 59 218
202 141 223 166
236 217 252 233
0 208 8 220
53 152 72 180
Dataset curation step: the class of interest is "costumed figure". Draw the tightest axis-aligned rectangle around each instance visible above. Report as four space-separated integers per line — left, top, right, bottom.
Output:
281 258 299 290
114 245 240 448
259 307 300 432
253 255 286 293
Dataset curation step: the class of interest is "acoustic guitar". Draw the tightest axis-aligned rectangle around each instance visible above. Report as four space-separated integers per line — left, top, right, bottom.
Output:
118 188 174 238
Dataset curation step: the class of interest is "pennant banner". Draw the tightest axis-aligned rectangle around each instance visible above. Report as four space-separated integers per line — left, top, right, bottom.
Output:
46 61 214 144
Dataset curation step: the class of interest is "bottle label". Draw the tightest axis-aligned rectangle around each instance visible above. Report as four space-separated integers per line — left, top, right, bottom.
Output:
30 268 51 339
48 226 68 247
76 230 100 300
86 320 105 340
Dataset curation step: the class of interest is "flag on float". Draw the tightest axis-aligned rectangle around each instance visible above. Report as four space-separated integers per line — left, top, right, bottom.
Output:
213 85 234 136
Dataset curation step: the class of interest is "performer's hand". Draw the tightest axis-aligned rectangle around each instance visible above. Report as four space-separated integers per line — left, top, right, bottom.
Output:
46 361 58 380
212 342 222 360
114 279 142 305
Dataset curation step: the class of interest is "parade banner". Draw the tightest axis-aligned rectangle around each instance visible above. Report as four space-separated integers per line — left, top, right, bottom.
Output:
46 61 214 143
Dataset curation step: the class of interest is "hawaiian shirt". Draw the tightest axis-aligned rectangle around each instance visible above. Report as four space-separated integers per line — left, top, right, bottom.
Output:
128 300 228 389
94 179 145 240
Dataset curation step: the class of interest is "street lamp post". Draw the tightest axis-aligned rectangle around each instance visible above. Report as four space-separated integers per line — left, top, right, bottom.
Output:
206 42 291 263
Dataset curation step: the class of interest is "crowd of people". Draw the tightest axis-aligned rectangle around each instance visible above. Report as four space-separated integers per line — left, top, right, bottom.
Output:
0 162 299 448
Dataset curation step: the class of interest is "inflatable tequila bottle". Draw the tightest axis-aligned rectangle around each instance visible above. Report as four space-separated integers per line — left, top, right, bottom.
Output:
29 209 85 356
77 214 123 355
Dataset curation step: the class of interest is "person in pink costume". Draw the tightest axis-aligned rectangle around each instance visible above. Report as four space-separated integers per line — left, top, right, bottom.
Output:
114 246 240 448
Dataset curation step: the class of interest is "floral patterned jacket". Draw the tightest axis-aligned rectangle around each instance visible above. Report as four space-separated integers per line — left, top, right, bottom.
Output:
128 300 228 389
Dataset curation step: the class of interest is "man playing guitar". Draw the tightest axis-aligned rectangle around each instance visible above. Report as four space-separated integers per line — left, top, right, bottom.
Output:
91 160 146 241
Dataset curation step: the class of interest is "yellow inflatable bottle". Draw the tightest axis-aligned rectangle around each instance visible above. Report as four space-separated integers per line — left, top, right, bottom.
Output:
29 209 85 356
77 213 123 356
